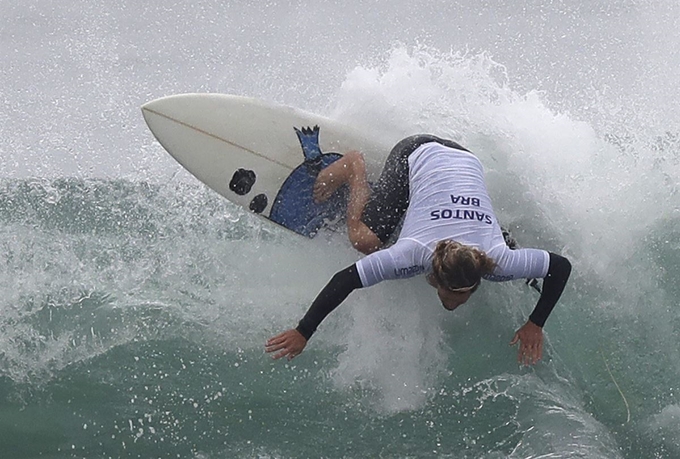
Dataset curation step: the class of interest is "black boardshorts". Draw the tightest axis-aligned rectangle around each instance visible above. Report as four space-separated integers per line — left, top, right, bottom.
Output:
361 134 470 244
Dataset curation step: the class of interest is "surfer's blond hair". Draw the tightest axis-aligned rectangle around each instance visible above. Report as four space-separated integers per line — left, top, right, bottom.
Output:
431 240 497 292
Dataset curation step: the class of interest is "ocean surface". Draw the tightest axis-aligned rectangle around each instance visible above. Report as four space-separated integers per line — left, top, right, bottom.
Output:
2 1 679 458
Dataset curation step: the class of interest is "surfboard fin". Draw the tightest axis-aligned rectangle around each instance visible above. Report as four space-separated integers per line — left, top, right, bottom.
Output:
526 278 542 294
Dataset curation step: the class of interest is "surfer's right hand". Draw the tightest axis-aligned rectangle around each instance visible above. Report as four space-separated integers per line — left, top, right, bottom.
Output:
265 329 307 360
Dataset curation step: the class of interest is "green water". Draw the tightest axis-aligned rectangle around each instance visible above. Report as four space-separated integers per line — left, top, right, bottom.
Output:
0 178 678 458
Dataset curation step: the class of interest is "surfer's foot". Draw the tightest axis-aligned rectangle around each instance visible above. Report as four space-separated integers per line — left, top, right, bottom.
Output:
313 151 360 203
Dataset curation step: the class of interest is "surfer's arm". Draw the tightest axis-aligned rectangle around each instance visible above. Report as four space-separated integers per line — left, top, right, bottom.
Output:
265 243 420 360
295 241 427 339
491 247 571 365
510 252 571 365
528 253 572 327
295 264 363 339
265 264 362 360
488 247 571 326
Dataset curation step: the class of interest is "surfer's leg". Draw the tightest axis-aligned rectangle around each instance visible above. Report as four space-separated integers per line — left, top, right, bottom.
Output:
360 135 444 246
348 220 383 254
313 152 359 203
337 152 382 254
314 151 381 254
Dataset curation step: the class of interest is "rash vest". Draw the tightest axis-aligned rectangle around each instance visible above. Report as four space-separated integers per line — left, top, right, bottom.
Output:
356 142 549 287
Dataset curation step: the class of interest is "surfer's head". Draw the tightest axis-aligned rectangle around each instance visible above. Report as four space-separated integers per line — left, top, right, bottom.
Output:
429 240 497 311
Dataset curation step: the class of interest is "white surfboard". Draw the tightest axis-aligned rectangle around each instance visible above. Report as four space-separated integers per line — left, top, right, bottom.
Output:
142 93 389 237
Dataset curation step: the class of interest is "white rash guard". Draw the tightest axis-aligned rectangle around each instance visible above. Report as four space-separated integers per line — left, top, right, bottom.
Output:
355 142 550 288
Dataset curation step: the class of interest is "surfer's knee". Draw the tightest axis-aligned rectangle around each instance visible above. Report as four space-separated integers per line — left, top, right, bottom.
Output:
352 237 381 255
348 221 381 254
343 150 365 171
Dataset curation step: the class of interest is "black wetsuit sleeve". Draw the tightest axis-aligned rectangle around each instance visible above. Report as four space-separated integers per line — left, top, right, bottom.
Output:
295 264 363 340
528 253 572 327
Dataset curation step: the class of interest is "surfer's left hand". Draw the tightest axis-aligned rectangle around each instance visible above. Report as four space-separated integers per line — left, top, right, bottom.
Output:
266 329 307 360
510 321 543 366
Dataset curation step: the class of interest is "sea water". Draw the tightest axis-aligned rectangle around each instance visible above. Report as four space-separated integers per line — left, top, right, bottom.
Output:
1 1 679 458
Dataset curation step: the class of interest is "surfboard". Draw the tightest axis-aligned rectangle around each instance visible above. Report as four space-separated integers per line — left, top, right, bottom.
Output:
142 93 389 237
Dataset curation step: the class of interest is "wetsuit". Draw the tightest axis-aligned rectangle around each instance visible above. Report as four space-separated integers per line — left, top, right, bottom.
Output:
296 137 571 340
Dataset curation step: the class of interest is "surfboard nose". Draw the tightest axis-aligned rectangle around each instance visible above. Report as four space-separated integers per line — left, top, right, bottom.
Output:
141 93 201 122
142 93 261 120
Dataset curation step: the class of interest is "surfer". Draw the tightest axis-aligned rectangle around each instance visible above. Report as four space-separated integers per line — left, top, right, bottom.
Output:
266 135 571 365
